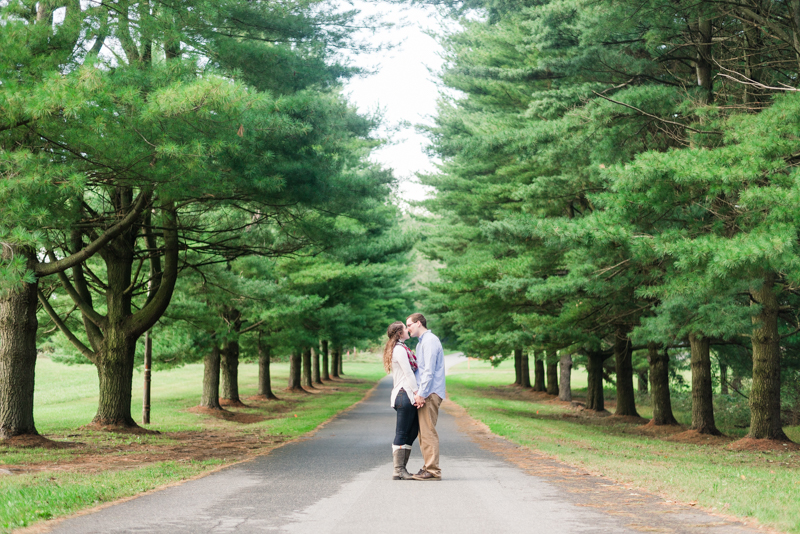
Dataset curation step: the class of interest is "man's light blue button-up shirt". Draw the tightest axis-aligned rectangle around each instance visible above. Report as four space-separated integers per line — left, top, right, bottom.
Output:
416 330 446 399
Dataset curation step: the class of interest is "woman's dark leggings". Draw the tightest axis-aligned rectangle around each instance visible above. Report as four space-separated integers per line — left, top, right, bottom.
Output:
393 389 419 446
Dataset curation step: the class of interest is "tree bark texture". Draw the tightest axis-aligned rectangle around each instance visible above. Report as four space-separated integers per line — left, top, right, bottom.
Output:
288 350 302 390
647 344 678 425
220 339 241 403
533 356 545 392
614 328 639 417
321 340 330 381
558 353 572 402
586 351 610 411
637 369 649 393
689 333 721 435
302 347 314 389
749 275 788 440
94 327 137 425
258 342 277 399
521 351 531 388
200 345 222 409
312 347 322 385
0 246 39 438
513 349 522 385
546 351 558 395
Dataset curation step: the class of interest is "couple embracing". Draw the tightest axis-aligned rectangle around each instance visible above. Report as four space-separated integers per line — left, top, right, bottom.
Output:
383 313 445 481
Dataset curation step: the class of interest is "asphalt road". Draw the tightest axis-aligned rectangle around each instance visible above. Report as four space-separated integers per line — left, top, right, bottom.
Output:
47 356 764 534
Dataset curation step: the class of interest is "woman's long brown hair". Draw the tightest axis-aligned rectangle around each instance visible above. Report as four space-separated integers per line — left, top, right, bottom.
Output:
383 321 405 373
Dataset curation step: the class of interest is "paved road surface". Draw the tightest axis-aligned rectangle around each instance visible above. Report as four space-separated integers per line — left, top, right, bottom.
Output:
48 356 764 534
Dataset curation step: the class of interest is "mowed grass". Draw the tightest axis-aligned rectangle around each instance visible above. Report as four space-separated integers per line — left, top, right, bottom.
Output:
447 359 800 534
0 356 384 533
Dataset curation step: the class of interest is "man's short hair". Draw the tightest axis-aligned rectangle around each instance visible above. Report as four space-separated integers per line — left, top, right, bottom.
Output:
407 313 427 328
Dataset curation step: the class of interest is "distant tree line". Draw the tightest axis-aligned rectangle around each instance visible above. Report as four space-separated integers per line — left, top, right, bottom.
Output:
421 0 800 442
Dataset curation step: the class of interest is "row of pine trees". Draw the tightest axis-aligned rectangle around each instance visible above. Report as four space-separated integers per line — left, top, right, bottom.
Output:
0 0 411 439
421 0 800 442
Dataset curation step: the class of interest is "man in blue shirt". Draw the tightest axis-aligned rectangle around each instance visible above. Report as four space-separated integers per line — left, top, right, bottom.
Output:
406 313 445 481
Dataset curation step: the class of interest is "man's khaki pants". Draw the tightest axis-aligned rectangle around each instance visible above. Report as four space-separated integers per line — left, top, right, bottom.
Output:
418 393 442 477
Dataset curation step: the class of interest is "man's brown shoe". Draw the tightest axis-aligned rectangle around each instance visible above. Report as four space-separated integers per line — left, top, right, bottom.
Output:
412 470 441 481
415 468 425 476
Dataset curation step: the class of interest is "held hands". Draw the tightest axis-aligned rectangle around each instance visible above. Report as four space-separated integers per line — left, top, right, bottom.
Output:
414 393 426 408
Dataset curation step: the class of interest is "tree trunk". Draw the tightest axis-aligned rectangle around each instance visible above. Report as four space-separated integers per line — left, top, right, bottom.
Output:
0 247 39 438
647 344 678 425
302 347 314 389
321 340 330 381
220 339 241 403
200 345 222 409
637 369 649 393
586 351 610 412
288 350 302 390
338 345 344 376
614 327 639 417
513 349 522 385
689 333 721 435
521 351 531 388
720 363 729 395
558 353 572 402
749 274 788 440
94 328 137 426
692 17 714 105
312 346 322 385
331 346 340 378
546 351 558 395
257 342 277 400
533 356 545 392
42 203 179 429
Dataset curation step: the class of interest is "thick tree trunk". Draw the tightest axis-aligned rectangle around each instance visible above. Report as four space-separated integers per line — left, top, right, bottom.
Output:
647 344 678 425
521 351 531 388
614 328 639 417
586 351 610 412
749 275 788 440
720 363 729 395
312 347 322 385
302 347 314 389
513 349 522 385
94 328 137 426
533 356 545 392
689 333 721 435
0 247 39 438
200 345 222 409
558 353 572 402
220 339 241 403
338 346 344 376
546 351 558 395
288 350 302 390
331 346 340 378
321 340 330 381
637 370 649 393
257 343 277 400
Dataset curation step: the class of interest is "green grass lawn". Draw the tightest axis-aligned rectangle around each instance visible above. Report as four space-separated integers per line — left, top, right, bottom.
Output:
447 359 800 534
0 355 384 533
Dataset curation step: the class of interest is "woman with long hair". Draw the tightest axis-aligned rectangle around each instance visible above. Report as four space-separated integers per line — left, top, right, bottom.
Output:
384 320 422 480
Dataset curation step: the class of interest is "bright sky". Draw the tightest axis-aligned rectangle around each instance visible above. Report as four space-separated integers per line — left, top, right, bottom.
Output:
343 2 450 202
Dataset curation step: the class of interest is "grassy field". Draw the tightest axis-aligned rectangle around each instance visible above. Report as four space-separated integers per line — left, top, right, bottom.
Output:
447 359 800 534
0 354 384 533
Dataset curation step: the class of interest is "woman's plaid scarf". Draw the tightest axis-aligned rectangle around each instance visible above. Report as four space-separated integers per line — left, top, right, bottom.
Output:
398 342 418 372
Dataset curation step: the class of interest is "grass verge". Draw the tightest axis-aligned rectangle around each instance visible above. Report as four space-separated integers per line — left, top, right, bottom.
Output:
447 359 800 534
1 356 383 533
